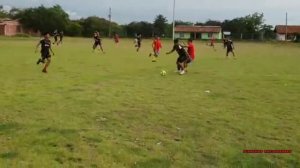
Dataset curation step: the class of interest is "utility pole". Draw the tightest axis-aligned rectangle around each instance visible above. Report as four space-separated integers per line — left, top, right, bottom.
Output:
285 12 288 41
172 0 176 40
108 7 112 37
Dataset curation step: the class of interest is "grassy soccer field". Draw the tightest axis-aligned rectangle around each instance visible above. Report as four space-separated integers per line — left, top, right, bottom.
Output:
0 37 299 168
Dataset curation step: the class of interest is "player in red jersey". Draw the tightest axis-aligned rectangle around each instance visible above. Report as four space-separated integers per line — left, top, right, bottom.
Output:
149 36 162 62
114 33 120 44
182 39 194 72
208 36 216 51
187 39 195 61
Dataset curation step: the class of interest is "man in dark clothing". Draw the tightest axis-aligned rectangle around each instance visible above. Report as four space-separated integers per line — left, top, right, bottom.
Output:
93 31 105 53
166 39 191 75
35 33 55 73
225 39 236 58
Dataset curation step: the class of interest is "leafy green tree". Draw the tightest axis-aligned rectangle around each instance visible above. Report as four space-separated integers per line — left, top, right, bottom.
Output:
222 12 264 39
16 5 69 33
66 21 82 36
175 20 193 26
81 16 109 37
153 14 168 36
204 20 222 26
125 21 153 37
260 24 275 40
0 5 9 18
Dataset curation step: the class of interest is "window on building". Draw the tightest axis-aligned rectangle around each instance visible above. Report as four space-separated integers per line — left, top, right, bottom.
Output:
208 33 213 38
180 33 184 38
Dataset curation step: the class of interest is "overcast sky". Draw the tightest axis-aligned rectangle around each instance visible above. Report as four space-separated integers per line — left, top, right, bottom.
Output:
1 0 299 25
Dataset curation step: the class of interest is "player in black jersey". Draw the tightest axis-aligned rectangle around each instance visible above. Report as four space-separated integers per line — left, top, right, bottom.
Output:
135 33 142 52
225 39 236 58
35 33 55 73
57 30 64 45
166 39 190 75
93 31 105 53
53 29 59 45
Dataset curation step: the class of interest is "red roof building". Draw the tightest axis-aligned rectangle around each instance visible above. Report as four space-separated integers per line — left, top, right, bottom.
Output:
275 25 300 41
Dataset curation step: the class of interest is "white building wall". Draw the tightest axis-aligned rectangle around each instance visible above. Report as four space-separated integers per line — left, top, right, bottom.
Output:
276 34 286 41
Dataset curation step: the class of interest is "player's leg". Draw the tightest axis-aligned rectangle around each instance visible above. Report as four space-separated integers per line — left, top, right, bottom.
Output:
42 56 51 73
232 50 236 58
36 56 43 65
99 44 105 53
92 42 97 51
226 49 229 57
178 57 186 74
184 57 191 72
178 62 185 75
176 57 181 72
137 42 141 52
152 50 159 62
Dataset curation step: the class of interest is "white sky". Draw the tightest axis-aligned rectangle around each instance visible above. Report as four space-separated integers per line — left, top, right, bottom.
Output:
1 0 299 25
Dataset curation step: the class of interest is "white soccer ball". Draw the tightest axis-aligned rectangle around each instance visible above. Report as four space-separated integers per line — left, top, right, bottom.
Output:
160 70 167 76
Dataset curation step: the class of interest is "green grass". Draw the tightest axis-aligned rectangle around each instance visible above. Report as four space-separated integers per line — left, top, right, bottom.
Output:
0 37 299 168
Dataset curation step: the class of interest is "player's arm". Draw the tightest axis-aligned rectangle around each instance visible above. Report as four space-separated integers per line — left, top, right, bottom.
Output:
35 41 41 53
166 47 175 54
50 46 55 56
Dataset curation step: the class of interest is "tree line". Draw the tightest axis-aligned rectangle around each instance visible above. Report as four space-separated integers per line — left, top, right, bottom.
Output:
1 5 275 39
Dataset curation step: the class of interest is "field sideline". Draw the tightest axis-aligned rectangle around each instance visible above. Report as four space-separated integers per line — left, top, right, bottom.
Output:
0 37 299 167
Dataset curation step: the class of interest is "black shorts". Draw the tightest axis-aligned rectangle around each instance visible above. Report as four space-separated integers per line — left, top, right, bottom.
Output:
177 56 188 63
186 56 192 64
41 52 51 59
227 48 233 53
93 41 101 47
54 36 58 41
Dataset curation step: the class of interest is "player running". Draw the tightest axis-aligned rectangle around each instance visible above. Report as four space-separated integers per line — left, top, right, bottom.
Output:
93 31 105 53
52 29 59 45
57 30 64 45
182 38 195 71
223 38 227 48
209 36 216 51
149 36 162 62
114 33 120 44
135 33 142 52
166 39 190 75
35 32 55 73
225 39 236 58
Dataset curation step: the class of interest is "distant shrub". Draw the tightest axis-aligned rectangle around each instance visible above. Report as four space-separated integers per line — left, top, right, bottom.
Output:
14 33 31 38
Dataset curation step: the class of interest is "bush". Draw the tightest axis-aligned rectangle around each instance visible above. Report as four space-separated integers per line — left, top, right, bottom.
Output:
13 33 31 38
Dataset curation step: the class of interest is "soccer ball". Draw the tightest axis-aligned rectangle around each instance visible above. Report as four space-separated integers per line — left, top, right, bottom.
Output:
160 70 167 76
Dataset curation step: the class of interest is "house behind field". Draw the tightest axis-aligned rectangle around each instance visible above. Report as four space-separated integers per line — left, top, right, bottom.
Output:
175 25 222 40
0 19 39 36
275 25 300 41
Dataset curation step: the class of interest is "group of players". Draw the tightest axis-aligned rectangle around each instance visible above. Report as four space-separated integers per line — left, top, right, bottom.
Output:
35 31 235 74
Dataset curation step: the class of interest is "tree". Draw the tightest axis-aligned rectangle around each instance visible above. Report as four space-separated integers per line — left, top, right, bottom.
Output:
16 5 69 33
195 22 204 26
8 7 22 19
0 5 9 18
81 16 109 37
260 24 275 40
125 21 153 37
66 21 82 36
175 20 193 26
204 20 222 26
222 12 265 39
153 14 168 36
